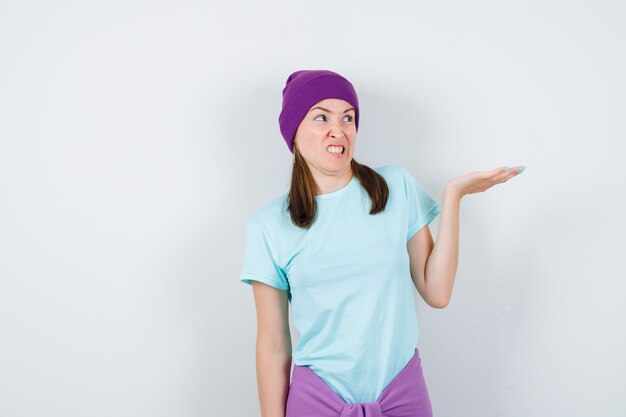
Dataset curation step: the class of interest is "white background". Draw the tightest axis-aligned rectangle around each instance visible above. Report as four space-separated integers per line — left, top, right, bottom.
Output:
1 1 624 416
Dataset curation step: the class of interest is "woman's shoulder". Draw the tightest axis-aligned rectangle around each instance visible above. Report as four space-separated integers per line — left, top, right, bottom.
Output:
246 191 290 231
373 163 408 182
373 164 423 200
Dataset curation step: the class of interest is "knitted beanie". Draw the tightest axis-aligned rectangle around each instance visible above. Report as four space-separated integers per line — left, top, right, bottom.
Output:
278 70 360 153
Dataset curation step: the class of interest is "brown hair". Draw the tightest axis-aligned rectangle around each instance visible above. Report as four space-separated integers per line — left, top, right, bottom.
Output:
287 144 389 228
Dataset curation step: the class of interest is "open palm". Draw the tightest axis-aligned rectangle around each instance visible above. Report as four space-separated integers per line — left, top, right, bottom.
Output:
449 166 525 197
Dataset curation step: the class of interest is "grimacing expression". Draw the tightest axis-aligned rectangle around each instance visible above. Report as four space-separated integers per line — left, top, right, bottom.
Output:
293 98 357 173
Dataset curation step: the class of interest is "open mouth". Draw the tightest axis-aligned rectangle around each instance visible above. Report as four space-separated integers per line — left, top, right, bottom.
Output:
326 145 345 155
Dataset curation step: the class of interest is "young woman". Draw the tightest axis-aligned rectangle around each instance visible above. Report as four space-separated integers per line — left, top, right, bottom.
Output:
240 69 525 417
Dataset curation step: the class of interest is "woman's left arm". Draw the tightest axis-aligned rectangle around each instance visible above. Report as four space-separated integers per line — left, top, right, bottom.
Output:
419 185 461 308
410 165 525 308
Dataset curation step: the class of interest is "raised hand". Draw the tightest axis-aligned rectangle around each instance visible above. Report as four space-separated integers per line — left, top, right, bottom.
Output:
447 166 525 198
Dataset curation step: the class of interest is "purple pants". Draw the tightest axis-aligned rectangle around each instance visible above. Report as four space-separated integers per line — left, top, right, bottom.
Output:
285 347 433 417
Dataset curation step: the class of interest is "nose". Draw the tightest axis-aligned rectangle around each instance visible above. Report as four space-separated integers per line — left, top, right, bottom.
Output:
329 120 345 138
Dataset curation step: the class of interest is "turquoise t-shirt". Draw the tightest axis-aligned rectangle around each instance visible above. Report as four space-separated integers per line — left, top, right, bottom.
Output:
239 164 441 404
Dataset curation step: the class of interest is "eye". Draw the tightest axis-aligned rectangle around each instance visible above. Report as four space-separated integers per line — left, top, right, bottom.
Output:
315 114 327 121
343 115 353 122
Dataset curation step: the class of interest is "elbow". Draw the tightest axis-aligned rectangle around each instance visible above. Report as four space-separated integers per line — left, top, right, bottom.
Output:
428 295 450 309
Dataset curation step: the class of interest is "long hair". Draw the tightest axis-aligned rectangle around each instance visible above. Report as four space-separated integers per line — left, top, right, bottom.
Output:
287 143 389 228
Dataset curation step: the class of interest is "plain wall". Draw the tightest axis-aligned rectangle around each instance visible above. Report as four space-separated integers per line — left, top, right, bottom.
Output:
1 1 624 416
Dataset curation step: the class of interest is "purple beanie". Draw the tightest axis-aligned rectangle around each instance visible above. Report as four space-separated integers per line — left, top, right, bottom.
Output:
278 70 360 153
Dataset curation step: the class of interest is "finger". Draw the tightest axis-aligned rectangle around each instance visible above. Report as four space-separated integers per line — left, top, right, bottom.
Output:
494 166 523 183
482 166 507 181
486 166 510 182
486 168 512 184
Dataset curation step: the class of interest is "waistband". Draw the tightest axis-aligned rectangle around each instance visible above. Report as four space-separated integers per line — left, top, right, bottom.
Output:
285 347 433 417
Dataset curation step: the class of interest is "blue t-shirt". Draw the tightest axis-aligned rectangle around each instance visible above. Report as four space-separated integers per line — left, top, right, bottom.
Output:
239 164 441 404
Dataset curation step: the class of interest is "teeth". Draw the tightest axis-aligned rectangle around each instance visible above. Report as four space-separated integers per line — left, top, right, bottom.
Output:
327 145 344 154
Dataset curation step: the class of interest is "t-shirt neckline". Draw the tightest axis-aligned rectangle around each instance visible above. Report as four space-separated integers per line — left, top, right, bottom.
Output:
315 175 357 200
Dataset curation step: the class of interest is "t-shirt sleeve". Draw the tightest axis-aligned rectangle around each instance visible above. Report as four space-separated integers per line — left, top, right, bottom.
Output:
400 166 442 242
240 222 289 291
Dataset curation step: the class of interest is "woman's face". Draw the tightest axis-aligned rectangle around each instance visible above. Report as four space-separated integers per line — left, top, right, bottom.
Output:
293 98 357 177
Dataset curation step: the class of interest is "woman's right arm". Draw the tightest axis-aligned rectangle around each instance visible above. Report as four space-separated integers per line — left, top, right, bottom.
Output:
252 281 292 417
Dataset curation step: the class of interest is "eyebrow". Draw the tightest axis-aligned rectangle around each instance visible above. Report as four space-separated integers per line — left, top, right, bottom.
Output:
309 106 355 114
